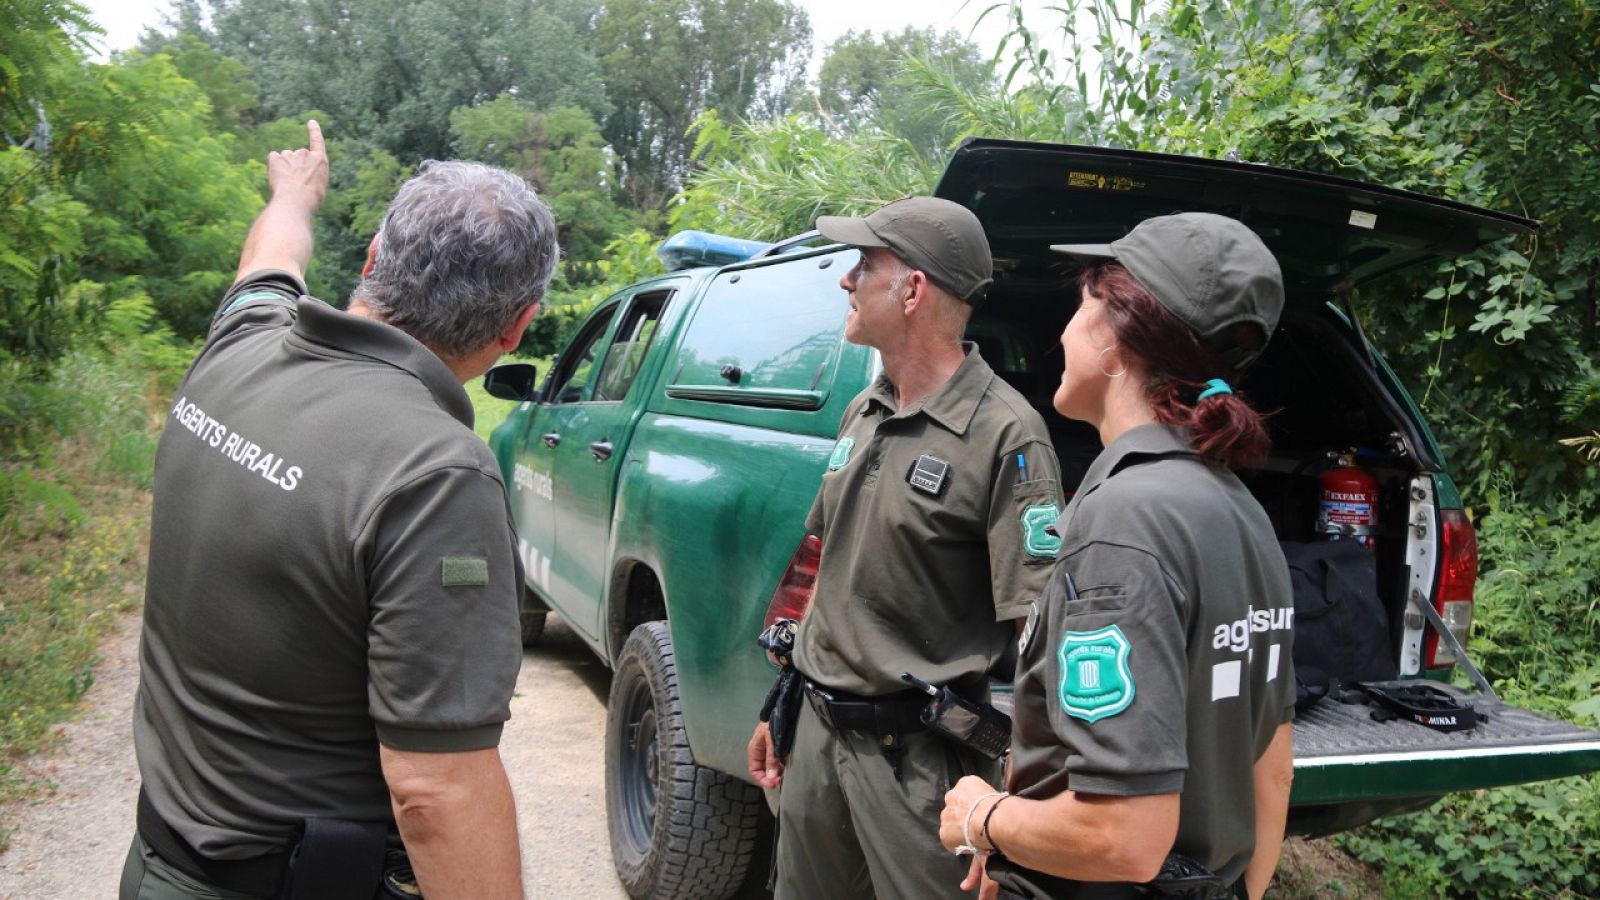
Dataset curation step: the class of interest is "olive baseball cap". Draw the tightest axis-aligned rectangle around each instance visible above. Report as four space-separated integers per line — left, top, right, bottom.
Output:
1052 212 1285 370
817 196 994 303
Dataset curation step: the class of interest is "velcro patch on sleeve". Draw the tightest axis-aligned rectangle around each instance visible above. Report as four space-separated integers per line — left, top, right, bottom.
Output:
441 556 490 587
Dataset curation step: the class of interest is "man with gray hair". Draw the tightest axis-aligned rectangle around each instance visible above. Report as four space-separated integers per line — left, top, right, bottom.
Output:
122 121 555 900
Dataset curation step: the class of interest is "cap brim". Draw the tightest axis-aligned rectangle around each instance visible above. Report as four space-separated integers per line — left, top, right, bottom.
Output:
816 215 888 248
1049 243 1117 260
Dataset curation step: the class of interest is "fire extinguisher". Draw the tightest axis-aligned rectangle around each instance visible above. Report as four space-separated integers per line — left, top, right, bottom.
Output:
1317 453 1378 550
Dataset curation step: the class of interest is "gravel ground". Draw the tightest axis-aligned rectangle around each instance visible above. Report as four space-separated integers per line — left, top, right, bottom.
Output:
0 612 633 899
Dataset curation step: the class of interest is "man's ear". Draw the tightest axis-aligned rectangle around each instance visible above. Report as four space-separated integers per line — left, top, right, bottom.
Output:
901 270 930 318
496 302 541 352
360 234 381 278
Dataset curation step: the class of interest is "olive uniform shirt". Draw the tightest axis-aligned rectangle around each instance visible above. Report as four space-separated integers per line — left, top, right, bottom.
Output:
792 345 1063 697
995 424 1295 898
133 271 524 860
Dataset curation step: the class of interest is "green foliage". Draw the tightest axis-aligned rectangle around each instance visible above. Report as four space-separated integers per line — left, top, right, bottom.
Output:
677 110 938 241
1333 485 1600 897
0 295 188 795
811 27 995 153
47 51 262 336
186 0 610 163
594 0 813 208
451 97 636 275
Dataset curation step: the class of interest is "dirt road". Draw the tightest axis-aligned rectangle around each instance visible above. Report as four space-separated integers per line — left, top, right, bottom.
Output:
0 613 633 899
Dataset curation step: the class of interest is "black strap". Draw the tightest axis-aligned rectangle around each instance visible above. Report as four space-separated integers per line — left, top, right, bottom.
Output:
137 787 289 896
1358 681 1480 732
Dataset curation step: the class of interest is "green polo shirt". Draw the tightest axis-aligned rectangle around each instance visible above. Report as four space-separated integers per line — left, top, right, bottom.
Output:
792 345 1063 697
133 271 523 860
996 424 1295 898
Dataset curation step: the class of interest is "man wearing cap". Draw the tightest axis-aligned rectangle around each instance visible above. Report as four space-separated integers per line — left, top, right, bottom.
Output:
747 197 1064 899
937 212 1296 900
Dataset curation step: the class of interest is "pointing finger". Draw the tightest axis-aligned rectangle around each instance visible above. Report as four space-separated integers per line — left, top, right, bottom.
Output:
306 119 325 155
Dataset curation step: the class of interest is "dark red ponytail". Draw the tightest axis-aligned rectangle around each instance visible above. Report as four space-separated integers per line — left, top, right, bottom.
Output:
1080 262 1271 470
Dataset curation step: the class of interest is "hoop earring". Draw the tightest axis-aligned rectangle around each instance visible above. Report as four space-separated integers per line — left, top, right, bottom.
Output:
1097 347 1127 378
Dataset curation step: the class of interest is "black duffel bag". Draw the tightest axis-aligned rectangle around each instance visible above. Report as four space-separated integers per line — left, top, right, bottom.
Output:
1281 539 1397 712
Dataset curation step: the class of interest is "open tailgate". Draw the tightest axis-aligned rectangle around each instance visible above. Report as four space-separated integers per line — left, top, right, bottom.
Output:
1292 683 1600 804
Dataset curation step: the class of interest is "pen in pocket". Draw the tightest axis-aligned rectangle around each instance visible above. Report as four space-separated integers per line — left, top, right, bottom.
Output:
1016 452 1028 483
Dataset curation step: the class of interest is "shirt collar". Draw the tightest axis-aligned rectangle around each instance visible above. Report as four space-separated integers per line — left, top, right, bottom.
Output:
1074 423 1195 500
289 299 475 428
862 342 992 435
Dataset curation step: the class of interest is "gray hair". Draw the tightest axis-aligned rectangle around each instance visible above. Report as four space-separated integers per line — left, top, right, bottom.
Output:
352 160 559 358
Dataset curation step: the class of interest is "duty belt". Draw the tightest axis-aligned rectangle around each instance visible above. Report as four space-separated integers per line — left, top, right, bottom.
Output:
802 681 930 735
802 680 931 781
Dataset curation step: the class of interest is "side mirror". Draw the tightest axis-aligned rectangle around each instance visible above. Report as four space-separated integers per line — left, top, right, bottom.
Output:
483 363 541 402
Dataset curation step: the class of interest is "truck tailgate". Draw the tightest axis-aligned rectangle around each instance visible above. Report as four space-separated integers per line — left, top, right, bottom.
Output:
1292 683 1600 804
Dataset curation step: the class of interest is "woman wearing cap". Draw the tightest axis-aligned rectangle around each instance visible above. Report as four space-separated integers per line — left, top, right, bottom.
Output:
937 212 1297 900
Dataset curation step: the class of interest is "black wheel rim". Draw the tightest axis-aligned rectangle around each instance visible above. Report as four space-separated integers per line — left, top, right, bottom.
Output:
618 669 659 854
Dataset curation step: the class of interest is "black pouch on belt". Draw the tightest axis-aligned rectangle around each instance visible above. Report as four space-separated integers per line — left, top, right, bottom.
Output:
760 666 805 758
279 817 388 900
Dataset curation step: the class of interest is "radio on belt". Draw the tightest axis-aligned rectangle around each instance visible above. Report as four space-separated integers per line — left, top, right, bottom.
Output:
900 672 1012 759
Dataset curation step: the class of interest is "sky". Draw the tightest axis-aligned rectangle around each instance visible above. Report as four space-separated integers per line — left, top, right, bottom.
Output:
76 0 1067 75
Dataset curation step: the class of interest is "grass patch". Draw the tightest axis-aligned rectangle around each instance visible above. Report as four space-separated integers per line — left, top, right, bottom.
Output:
466 354 551 444
0 296 187 806
0 443 152 804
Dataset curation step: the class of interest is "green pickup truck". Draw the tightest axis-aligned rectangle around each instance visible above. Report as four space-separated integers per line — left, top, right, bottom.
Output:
485 140 1600 899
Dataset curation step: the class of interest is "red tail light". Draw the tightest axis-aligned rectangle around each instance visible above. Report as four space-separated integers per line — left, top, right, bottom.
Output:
763 534 821 629
1425 508 1478 668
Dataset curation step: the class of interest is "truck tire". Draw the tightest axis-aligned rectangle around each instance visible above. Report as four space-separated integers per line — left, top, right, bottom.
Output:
520 584 548 648
606 621 763 899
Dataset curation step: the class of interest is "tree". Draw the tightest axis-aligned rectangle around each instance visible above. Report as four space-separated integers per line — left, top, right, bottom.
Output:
594 0 812 209
451 95 635 278
813 27 994 153
170 0 610 162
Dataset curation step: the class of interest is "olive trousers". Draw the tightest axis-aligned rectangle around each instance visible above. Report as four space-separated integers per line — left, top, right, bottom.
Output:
773 699 1000 900
120 835 270 900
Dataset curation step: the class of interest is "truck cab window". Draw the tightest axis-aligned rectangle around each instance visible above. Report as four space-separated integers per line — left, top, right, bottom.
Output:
593 293 669 402
548 305 619 404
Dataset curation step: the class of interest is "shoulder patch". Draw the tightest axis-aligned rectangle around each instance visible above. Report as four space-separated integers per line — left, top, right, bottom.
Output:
827 436 854 470
441 556 490 587
1058 624 1135 722
1021 504 1062 557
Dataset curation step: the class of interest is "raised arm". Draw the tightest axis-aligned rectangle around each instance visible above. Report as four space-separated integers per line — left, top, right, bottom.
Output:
235 119 328 283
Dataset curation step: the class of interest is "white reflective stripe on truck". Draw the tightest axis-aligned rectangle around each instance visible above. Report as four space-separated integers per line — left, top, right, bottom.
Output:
1296 739 1600 769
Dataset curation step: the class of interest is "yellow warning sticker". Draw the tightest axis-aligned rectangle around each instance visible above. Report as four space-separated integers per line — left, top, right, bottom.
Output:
1067 171 1147 192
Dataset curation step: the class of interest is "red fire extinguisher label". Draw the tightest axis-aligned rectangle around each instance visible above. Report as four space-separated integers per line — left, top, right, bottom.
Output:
1319 463 1378 549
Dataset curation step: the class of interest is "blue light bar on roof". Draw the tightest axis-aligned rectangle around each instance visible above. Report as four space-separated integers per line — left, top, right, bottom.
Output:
658 230 770 270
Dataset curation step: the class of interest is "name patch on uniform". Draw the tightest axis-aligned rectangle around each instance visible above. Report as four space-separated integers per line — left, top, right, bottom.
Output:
827 436 855 470
1059 625 1134 722
1020 505 1062 558
441 557 489 587
906 454 950 496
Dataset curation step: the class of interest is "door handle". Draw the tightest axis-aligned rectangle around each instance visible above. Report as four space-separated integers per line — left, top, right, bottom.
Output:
541 432 561 448
589 440 614 461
